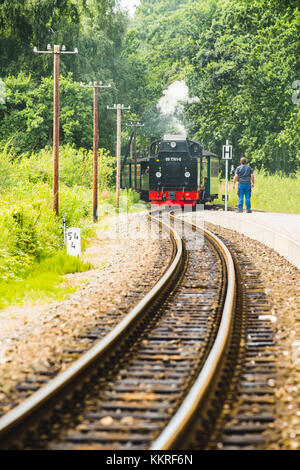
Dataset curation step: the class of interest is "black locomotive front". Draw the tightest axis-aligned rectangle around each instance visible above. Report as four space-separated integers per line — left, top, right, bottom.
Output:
149 135 202 206
121 135 220 205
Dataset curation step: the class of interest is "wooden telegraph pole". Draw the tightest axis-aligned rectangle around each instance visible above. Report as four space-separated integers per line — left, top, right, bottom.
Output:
33 44 78 216
53 45 60 216
81 81 112 222
117 105 121 209
126 122 144 190
107 104 131 210
93 83 98 221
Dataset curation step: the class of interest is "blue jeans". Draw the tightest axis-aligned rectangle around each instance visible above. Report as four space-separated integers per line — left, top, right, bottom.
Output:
238 184 251 211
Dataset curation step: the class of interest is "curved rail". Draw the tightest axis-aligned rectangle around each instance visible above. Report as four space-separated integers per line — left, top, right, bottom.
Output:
150 214 236 450
0 214 183 448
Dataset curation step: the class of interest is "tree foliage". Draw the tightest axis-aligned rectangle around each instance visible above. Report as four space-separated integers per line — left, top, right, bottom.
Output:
124 0 300 173
0 0 299 173
0 0 129 153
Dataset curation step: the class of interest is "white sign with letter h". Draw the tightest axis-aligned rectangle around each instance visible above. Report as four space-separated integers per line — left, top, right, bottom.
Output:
222 143 232 160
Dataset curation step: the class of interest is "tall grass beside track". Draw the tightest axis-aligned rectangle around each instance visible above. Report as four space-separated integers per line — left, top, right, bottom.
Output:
215 170 300 213
3 145 296 310
0 144 123 310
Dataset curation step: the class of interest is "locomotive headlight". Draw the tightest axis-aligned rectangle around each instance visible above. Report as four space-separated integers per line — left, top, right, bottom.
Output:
156 171 162 178
170 141 176 148
185 171 191 178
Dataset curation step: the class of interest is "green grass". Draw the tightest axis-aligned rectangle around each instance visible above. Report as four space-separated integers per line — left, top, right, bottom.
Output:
37 251 93 275
214 171 300 213
0 145 105 309
0 144 148 311
97 188 148 215
0 252 93 309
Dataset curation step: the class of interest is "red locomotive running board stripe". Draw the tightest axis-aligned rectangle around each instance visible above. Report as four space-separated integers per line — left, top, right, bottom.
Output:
149 190 199 206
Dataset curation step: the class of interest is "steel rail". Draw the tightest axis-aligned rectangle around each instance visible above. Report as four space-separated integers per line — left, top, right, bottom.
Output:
150 214 236 450
0 214 183 448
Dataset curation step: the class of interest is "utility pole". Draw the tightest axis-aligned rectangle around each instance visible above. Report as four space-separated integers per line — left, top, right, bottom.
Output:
33 44 78 216
126 121 144 190
107 104 131 210
81 81 112 222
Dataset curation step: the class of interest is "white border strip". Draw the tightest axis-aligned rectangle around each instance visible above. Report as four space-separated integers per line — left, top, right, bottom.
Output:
203 212 300 270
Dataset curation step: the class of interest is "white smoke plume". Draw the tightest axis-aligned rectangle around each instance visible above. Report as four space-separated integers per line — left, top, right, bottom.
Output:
119 0 140 17
157 80 199 135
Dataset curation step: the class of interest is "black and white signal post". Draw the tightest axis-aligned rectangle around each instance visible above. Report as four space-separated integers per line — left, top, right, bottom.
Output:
222 140 233 212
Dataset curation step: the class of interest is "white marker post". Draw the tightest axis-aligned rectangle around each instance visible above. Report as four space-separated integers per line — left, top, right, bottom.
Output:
62 217 66 245
222 140 233 212
66 228 81 257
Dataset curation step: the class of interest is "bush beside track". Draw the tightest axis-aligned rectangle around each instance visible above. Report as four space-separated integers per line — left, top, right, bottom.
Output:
0 145 143 309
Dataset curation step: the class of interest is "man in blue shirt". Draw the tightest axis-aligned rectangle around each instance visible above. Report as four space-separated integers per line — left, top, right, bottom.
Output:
232 157 255 213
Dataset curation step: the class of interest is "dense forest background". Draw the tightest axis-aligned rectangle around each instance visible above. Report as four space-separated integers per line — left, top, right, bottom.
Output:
0 0 299 173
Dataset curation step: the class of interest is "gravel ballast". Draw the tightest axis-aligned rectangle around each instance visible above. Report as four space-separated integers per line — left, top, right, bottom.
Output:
201 218 300 450
0 213 172 408
1 210 299 450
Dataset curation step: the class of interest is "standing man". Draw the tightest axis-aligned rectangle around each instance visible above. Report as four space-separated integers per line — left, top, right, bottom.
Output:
232 157 255 213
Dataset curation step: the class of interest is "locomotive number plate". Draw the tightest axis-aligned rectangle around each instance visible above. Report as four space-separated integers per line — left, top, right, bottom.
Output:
165 157 182 161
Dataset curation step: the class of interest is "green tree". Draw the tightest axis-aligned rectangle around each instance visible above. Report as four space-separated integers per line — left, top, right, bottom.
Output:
0 0 130 154
0 73 94 152
123 0 300 173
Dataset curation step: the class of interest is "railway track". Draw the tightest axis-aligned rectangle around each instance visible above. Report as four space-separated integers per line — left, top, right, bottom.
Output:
0 211 275 450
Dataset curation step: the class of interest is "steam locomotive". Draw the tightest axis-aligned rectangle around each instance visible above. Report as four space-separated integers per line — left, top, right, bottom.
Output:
121 135 220 207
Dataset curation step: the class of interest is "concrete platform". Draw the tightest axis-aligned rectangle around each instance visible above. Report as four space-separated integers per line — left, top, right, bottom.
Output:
203 210 300 270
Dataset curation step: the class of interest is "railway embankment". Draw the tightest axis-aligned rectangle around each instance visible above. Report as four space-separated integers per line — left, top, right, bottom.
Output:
0 211 238 450
204 211 300 270
0 213 172 414
0 209 299 450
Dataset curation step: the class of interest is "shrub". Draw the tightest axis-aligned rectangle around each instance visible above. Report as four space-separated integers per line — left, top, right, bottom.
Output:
0 144 146 308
